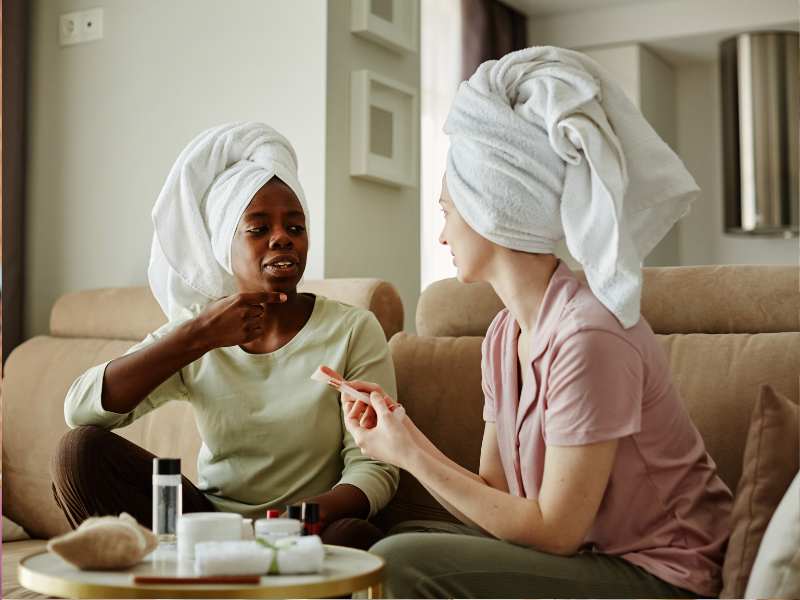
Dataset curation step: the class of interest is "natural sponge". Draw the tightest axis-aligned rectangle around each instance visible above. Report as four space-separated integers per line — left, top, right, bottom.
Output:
47 512 157 570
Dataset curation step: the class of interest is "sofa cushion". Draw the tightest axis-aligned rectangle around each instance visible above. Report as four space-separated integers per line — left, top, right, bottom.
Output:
659 333 799 492
720 385 799 599
2 336 201 539
745 471 800 599
49 287 165 341
417 266 799 337
375 334 484 531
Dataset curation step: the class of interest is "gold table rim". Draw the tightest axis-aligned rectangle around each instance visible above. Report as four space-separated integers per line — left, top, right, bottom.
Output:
18 544 385 599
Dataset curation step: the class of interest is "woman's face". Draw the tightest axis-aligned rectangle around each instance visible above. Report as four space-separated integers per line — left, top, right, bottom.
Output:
230 178 308 294
438 176 495 284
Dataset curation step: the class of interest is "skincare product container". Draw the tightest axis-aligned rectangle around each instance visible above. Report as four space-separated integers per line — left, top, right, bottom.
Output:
255 517 303 544
152 458 181 543
177 512 243 560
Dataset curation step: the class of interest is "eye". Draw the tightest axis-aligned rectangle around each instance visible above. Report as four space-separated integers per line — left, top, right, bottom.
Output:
288 225 306 235
246 226 267 235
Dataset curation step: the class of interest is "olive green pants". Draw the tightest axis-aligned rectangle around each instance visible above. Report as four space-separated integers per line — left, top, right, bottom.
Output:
369 520 699 599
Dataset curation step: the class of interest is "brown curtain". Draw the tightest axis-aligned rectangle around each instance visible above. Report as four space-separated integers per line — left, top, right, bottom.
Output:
461 0 527 81
2 0 30 368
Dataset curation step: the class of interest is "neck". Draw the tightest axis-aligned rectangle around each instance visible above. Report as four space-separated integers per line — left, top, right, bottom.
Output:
486 252 559 334
261 288 309 327
237 289 314 354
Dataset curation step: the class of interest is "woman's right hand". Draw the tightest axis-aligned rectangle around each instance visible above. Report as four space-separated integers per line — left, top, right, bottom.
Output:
342 380 402 429
190 291 287 351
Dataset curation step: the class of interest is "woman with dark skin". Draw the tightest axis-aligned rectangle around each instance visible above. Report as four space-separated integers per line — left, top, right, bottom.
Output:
52 124 398 549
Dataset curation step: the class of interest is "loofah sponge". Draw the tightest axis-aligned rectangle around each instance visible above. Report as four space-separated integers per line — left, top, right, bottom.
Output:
47 512 158 570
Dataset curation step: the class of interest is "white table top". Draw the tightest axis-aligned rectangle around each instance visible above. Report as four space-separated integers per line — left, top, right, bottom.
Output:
19 543 385 598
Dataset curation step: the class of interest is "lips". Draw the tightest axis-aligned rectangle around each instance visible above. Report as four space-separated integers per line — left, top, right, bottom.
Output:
263 254 300 277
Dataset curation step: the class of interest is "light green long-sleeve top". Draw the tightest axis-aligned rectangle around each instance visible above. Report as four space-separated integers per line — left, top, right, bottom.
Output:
64 295 399 519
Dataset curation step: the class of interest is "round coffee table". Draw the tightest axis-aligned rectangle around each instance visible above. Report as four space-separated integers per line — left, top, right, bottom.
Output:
18 544 385 598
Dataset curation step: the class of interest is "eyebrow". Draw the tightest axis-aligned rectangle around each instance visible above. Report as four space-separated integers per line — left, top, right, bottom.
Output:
244 210 305 219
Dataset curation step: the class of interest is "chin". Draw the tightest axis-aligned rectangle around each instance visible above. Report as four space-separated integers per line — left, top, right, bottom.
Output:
262 279 300 294
455 269 474 284
260 265 306 290
456 263 487 284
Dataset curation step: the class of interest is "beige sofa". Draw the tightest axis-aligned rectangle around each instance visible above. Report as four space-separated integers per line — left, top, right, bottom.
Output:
3 266 799 598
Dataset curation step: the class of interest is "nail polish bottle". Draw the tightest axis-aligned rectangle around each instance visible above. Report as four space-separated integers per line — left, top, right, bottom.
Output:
302 502 321 536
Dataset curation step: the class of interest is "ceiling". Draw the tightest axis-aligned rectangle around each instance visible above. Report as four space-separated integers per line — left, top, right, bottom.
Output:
500 0 799 64
647 23 800 63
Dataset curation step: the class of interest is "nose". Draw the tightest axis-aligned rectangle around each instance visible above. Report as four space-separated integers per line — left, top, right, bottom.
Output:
269 227 293 249
438 228 448 246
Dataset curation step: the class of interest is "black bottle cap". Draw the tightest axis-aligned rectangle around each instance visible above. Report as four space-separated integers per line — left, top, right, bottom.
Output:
153 458 181 475
302 502 320 523
286 504 303 520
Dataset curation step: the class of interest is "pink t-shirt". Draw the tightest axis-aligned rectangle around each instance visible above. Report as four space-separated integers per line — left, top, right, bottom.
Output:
482 261 732 597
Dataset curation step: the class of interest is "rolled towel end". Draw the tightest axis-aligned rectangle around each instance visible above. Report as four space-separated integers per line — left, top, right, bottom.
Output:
194 536 325 576
194 541 273 576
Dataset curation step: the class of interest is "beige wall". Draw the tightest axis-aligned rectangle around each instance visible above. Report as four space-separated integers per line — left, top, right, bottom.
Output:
637 45 680 267
26 0 328 337
324 1 421 330
585 45 640 104
529 0 798 49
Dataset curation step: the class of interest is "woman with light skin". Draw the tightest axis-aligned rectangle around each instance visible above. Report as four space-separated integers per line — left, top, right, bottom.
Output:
340 47 733 598
52 123 398 550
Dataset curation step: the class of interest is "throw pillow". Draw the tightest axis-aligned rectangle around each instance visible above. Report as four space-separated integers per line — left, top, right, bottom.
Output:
720 384 799 598
745 471 800 598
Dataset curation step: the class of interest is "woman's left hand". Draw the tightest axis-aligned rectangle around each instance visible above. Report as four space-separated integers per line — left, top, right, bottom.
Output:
344 391 415 469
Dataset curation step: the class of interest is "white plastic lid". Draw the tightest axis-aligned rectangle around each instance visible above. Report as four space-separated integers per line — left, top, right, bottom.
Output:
254 517 303 535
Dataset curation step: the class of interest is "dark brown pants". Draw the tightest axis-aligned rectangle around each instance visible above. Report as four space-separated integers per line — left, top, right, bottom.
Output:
50 425 384 550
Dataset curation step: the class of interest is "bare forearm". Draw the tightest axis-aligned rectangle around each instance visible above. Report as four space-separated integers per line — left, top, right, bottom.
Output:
101 320 209 414
419 479 487 532
409 432 491 530
408 421 486 486
406 446 558 550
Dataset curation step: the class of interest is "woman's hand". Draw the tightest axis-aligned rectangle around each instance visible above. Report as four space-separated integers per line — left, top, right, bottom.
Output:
339 379 400 429
343 390 416 469
288 484 370 529
189 291 286 351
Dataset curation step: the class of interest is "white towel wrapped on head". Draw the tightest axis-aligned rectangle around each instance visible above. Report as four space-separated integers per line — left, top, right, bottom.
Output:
148 121 309 321
445 46 700 328
194 536 325 576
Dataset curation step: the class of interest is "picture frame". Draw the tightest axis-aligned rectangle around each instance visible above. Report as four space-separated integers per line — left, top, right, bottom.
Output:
350 0 419 54
350 69 418 188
